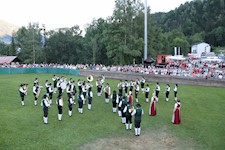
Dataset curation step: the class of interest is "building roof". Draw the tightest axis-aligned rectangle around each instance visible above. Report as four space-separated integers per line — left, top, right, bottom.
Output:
0 56 17 64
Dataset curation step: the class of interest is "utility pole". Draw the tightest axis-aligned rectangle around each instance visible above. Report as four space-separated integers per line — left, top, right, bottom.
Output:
144 0 148 61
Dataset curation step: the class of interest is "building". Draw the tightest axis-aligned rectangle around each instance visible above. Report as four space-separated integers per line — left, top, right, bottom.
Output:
191 42 211 58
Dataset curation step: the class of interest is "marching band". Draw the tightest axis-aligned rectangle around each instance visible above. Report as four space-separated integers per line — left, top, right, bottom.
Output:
19 74 182 132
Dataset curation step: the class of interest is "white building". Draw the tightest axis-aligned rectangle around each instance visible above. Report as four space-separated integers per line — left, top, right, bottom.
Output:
191 42 211 58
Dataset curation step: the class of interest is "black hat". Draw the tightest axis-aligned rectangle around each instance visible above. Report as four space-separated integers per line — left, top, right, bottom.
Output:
136 103 141 107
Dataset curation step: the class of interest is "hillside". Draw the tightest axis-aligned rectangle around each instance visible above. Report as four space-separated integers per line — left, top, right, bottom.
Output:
0 19 18 36
152 0 225 47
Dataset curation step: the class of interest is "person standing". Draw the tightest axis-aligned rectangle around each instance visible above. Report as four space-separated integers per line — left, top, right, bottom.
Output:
87 86 93 110
119 96 128 124
140 77 145 93
172 99 181 124
155 82 160 102
48 83 54 105
57 95 63 121
124 80 129 96
33 83 38 106
174 84 178 101
19 84 27 106
134 81 140 103
145 84 150 103
111 90 118 113
78 92 85 114
123 102 134 130
165 84 170 102
131 103 144 136
71 80 77 102
68 94 74 117
149 92 157 116
56 79 62 97
45 80 50 96
52 75 58 93
42 95 50 124
104 83 111 103
128 91 133 106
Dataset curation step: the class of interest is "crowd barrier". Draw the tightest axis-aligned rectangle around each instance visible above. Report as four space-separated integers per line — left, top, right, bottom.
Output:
0 68 80 76
80 70 225 87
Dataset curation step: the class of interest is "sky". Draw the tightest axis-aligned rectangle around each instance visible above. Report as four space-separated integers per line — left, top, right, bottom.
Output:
0 0 192 31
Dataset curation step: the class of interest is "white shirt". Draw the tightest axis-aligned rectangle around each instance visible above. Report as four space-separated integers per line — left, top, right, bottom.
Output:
49 86 54 93
58 98 63 106
33 86 37 94
19 87 26 94
166 86 170 92
156 85 160 91
174 86 177 92
145 87 150 92
131 109 144 116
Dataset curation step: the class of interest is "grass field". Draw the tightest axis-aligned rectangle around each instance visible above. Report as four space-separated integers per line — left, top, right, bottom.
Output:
0 74 225 150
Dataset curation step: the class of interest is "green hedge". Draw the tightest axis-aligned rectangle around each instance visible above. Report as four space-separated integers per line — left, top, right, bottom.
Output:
0 68 80 75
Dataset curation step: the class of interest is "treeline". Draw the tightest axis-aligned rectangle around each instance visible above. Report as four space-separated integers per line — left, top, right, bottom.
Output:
0 0 224 65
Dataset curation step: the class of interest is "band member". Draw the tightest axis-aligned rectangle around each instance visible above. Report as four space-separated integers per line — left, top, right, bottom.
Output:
135 81 140 103
82 81 87 104
34 78 39 85
87 85 93 110
45 80 50 96
71 80 77 101
111 90 118 113
56 79 62 97
155 82 160 102
172 98 181 124
41 94 50 124
69 78 73 85
19 84 27 106
96 79 102 96
129 81 134 92
149 92 157 116
68 94 74 117
145 84 150 102
48 83 54 104
66 83 72 98
119 96 128 124
104 83 111 103
174 84 178 101
124 80 129 96
140 77 145 93
117 80 123 97
77 79 83 95
57 95 63 121
123 102 134 130
78 92 85 114
165 84 170 102
52 74 58 93
33 83 38 106
117 96 122 117
131 103 144 136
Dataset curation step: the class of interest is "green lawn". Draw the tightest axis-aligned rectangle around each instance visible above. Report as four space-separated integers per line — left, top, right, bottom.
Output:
0 74 225 150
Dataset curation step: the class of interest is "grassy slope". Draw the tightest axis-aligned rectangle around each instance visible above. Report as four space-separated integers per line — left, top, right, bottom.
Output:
0 74 225 150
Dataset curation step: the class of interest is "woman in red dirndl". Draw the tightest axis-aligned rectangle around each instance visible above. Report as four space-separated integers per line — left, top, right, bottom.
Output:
172 99 181 124
149 92 157 116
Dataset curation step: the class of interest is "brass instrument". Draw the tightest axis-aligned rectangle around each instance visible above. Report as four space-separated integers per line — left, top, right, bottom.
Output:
87 75 93 82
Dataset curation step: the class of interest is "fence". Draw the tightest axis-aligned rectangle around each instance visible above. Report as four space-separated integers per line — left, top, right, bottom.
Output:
0 68 80 76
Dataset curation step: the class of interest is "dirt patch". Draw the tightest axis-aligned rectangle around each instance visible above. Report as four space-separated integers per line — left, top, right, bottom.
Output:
78 126 194 150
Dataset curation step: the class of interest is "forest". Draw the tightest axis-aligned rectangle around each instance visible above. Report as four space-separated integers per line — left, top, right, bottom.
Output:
0 0 224 65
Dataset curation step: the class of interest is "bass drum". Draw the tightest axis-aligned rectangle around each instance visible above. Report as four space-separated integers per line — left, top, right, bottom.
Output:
61 81 67 90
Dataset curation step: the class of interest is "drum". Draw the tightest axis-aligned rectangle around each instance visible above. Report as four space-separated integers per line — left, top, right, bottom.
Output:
61 81 67 90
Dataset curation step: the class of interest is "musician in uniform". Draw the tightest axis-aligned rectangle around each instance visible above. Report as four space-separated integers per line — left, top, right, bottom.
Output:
174 84 178 101
96 78 102 96
78 92 85 114
45 80 50 96
56 79 62 97
82 81 87 104
135 81 140 103
52 74 58 93
57 95 63 121
68 94 74 117
104 83 111 103
78 79 83 95
34 78 39 85
111 90 118 113
124 80 129 96
87 85 93 110
129 81 134 92
117 80 123 97
165 84 170 102
155 82 160 102
41 94 50 124
33 83 38 106
66 83 72 98
48 83 54 104
145 84 150 102
117 96 122 117
123 102 134 130
140 77 145 93
131 103 144 136
119 96 128 124
71 80 77 101
19 84 27 106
